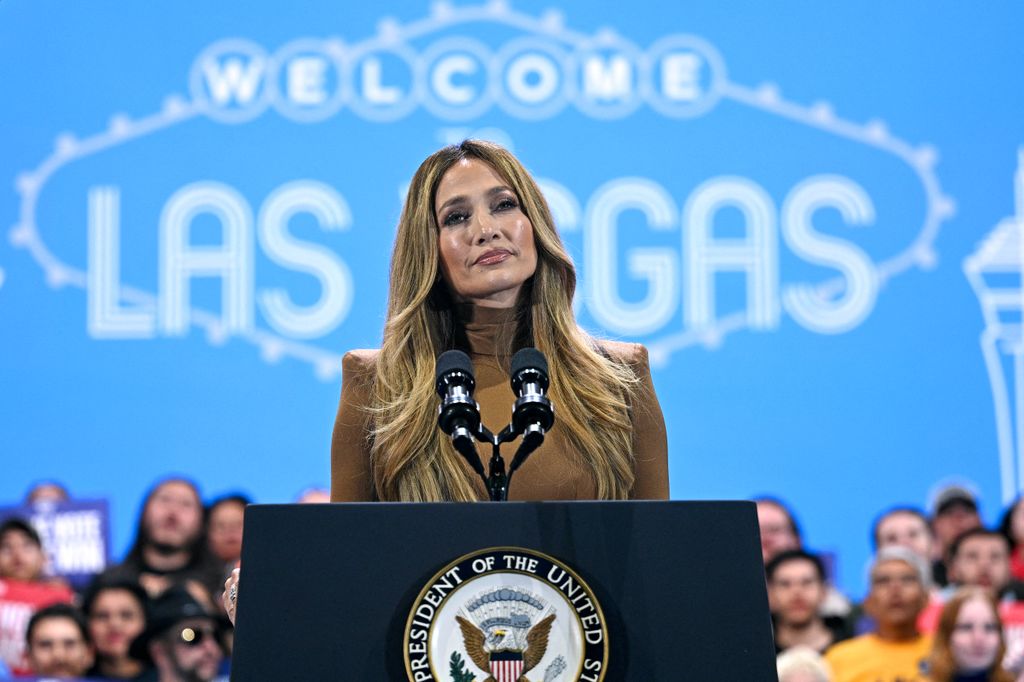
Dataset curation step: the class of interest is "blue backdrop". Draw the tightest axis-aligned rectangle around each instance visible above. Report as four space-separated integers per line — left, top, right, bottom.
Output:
2 1 1021 599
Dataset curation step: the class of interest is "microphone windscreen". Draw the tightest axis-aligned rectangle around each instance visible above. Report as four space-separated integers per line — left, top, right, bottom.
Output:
436 350 474 383
511 347 548 378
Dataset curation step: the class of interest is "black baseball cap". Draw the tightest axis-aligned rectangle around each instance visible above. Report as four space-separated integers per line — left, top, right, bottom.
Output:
932 485 979 517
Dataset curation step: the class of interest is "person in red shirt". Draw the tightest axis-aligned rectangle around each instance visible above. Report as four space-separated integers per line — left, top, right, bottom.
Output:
947 528 1024 602
0 518 75 675
998 497 1024 582
0 518 48 584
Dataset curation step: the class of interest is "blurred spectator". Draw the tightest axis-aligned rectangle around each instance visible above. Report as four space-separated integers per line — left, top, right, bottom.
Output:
130 586 228 682
874 507 940 608
95 477 224 602
0 518 74 675
855 506 941 636
757 497 803 564
206 494 250 567
931 486 983 587
296 487 331 504
925 586 1013 682
24 481 71 505
874 507 935 566
946 529 1024 602
757 496 851 619
82 577 149 680
0 518 48 584
777 645 833 682
998 497 1024 582
767 550 852 654
25 603 94 679
824 547 932 682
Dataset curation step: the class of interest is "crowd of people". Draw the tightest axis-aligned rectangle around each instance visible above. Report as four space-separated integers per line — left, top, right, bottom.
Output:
0 477 1019 680
761 488 1024 682
0 479 329 681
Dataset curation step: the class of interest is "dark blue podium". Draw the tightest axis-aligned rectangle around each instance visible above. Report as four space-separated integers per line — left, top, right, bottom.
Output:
231 501 777 681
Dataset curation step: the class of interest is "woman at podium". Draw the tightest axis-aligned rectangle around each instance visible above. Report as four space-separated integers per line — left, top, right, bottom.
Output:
329 140 668 503
224 140 669 623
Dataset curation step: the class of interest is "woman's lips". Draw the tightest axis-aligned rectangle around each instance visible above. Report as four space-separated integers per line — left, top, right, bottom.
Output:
103 632 127 647
475 249 511 266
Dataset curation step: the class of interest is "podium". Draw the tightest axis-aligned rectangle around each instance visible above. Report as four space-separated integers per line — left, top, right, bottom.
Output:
231 501 777 680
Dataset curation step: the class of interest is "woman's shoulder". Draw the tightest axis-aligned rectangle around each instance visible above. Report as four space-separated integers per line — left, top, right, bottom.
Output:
593 339 650 368
342 349 381 375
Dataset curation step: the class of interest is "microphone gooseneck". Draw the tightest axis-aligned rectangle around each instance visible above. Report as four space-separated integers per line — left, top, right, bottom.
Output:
433 347 556 501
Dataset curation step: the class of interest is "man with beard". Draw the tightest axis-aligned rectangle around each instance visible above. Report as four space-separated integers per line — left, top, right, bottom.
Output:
131 586 227 682
824 547 931 682
766 550 851 654
95 478 224 603
947 528 1024 601
25 603 94 679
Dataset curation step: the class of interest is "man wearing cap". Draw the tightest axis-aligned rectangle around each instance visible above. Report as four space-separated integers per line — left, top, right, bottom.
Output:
131 586 228 682
930 485 982 586
824 547 931 682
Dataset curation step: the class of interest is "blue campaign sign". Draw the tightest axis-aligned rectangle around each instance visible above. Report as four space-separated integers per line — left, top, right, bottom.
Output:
0 1 1021 598
0 501 111 589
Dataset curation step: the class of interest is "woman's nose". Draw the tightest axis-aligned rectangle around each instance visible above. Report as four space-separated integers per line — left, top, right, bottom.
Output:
473 216 497 244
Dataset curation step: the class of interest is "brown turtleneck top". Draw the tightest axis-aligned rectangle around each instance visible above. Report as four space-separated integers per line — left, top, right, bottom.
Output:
330 306 669 501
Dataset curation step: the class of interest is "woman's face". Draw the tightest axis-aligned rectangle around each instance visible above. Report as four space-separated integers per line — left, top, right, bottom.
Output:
435 158 537 309
207 500 245 563
950 595 1001 673
88 588 145 659
876 511 933 561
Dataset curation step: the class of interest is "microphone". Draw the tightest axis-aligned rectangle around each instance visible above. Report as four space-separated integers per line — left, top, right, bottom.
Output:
435 350 485 478
509 348 554 465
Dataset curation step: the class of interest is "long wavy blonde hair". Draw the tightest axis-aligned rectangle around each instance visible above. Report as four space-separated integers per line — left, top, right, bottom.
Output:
369 140 638 501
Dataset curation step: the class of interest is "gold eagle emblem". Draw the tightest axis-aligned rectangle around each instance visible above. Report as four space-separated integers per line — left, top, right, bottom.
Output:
456 613 556 682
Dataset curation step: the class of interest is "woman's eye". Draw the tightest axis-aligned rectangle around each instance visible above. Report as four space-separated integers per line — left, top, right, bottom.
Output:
494 197 518 211
442 211 468 227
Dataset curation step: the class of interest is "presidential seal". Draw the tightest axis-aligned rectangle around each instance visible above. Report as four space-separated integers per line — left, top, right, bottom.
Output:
404 547 608 682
